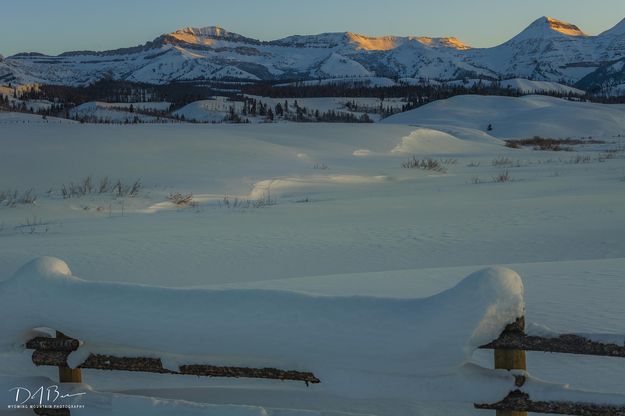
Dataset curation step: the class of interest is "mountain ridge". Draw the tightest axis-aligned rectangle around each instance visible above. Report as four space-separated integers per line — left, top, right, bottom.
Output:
1 16 625 94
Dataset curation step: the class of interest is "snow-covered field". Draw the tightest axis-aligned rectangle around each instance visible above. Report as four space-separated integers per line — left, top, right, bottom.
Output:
1 95 624 415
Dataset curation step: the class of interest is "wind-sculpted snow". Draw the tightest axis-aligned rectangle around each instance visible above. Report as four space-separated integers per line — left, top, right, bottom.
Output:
0 257 523 379
391 128 502 154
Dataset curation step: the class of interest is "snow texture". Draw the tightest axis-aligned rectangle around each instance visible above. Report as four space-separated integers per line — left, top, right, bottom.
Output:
0 258 523 379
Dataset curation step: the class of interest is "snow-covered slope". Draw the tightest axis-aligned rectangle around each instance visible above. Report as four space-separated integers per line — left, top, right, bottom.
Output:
383 94 625 138
3 16 625 92
500 78 584 94
172 98 245 122
313 52 373 77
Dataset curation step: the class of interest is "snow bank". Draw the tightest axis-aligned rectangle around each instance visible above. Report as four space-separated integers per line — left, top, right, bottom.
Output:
0 258 523 382
391 127 501 154
248 175 390 199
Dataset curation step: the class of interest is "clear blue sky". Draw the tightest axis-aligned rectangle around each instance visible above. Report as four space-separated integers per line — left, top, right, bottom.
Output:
2 0 625 56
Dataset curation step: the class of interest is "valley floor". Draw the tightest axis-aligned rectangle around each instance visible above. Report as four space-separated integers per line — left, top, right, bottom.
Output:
0 99 624 414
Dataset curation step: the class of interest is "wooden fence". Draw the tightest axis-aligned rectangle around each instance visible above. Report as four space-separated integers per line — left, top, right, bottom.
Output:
476 317 625 416
28 331 319 385
25 319 625 416
27 331 319 416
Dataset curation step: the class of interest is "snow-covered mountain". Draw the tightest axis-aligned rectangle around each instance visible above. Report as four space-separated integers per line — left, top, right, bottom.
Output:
2 17 625 93
464 17 625 85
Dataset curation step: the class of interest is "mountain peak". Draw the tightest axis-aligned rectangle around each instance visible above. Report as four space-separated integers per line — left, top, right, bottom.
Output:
543 17 586 36
511 16 587 42
599 18 625 37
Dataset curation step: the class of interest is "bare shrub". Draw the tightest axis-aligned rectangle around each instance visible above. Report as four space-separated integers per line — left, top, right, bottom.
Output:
253 191 277 208
505 141 522 149
0 189 37 207
597 149 624 162
99 177 110 193
128 180 141 197
221 192 277 209
467 161 481 167
62 177 141 198
493 169 512 183
15 216 52 235
492 157 513 166
568 155 591 164
401 157 446 172
113 180 128 197
18 189 37 204
168 192 193 206
0 190 14 206
505 136 604 151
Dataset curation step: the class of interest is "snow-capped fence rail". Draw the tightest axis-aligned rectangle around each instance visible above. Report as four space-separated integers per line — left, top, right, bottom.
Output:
480 318 625 358
476 317 625 416
26 333 321 385
476 389 625 416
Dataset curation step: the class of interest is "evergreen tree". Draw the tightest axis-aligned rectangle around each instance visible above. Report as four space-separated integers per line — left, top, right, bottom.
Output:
275 102 283 117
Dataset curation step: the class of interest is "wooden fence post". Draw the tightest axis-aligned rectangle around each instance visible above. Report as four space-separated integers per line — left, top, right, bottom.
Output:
56 331 82 383
494 317 527 416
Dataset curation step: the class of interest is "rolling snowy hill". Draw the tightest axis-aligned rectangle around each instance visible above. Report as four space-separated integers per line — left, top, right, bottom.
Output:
383 94 625 138
2 17 625 93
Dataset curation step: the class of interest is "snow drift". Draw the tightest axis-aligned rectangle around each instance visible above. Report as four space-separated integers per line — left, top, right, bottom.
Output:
0 258 523 387
391 127 502 154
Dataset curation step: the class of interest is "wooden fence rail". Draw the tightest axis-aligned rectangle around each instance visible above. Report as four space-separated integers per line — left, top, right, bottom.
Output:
26 333 320 385
475 317 625 416
25 318 625 416
475 390 625 416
